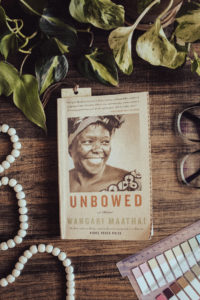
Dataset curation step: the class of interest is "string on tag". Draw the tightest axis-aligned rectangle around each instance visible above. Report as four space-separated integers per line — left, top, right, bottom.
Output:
42 79 80 108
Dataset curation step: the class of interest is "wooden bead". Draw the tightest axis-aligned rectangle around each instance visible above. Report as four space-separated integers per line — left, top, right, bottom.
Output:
19 255 28 264
66 266 74 274
2 161 10 169
52 247 61 256
11 149 20 158
11 135 19 142
1 177 9 185
29 245 38 254
18 199 27 207
15 262 24 271
0 242 8 251
14 235 23 244
6 155 15 164
67 281 75 288
14 184 23 192
19 207 28 214
17 229 27 238
67 287 75 295
45 244 53 253
7 239 15 248
20 222 29 230
67 273 75 281
38 244 46 253
58 252 67 261
13 142 21 150
19 215 28 222
16 191 25 199
7 275 15 284
9 178 17 187
24 250 32 259
63 258 71 267
12 269 20 278
1 124 9 133
8 128 16 136
0 278 8 287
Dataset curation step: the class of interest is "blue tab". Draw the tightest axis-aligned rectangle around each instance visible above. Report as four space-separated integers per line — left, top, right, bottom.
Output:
196 234 200 244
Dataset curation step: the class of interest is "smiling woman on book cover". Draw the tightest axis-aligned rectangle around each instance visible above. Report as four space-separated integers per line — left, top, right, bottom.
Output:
68 115 142 193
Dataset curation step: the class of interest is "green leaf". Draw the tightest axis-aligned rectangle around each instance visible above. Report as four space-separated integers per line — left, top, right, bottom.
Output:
39 9 77 48
175 1 200 43
172 37 190 53
35 54 68 95
54 38 69 54
108 0 160 74
19 0 47 16
69 0 124 30
0 62 46 131
0 33 18 59
78 48 118 86
0 5 8 35
137 0 154 14
108 26 134 75
13 74 46 131
191 52 200 76
0 61 19 96
136 19 186 69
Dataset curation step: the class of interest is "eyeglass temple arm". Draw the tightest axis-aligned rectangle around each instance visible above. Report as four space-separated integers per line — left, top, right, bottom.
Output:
185 168 200 184
183 111 200 126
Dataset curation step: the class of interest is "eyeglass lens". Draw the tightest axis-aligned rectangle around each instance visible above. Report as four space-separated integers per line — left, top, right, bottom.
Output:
180 151 200 188
178 106 200 142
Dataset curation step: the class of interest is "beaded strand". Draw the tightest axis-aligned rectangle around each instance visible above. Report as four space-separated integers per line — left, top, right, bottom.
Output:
0 244 75 300
0 176 28 250
0 124 21 173
0 124 75 299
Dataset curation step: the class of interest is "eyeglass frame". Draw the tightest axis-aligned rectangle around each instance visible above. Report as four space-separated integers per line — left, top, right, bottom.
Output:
176 103 200 188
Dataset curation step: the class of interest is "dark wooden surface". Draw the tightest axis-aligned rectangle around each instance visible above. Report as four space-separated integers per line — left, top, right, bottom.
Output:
1 29 200 300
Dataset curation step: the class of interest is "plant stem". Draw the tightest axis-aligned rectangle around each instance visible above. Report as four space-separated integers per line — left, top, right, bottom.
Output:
158 0 174 20
131 0 160 29
89 31 94 47
19 54 30 75
77 27 94 47
19 0 42 17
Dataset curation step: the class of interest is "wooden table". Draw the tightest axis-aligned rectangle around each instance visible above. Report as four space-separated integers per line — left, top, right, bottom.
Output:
0 31 200 299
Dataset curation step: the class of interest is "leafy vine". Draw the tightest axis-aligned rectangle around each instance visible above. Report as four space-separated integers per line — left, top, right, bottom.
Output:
0 0 199 131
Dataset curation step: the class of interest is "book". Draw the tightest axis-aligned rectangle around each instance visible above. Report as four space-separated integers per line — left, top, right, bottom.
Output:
57 90 152 240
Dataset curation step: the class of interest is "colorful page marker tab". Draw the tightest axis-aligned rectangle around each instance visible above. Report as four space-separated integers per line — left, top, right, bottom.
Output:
140 262 158 291
148 258 166 287
156 254 175 283
189 237 200 262
164 250 182 278
172 245 189 273
181 241 196 267
132 267 150 295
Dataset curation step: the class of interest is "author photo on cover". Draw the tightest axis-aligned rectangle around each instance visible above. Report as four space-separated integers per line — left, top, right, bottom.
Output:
68 115 141 193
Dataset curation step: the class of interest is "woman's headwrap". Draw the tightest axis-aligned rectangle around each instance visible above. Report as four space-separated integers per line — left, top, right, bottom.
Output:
68 115 124 146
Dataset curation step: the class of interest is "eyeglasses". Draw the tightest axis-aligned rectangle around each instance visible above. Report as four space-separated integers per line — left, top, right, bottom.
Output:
177 104 200 188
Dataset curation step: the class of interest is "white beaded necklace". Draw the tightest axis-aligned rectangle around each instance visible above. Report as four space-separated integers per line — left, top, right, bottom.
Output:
0 124 75 300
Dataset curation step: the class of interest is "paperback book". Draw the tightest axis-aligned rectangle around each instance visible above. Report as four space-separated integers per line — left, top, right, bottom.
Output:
57 90 152 240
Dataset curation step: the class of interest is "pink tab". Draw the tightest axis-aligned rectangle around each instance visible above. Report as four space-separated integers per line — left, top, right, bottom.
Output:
156 294 168 300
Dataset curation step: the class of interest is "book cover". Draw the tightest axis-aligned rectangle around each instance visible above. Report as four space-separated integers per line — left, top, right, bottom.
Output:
57 91 152 240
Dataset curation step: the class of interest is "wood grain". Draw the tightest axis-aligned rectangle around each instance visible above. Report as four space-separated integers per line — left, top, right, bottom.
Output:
0 31 200 300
